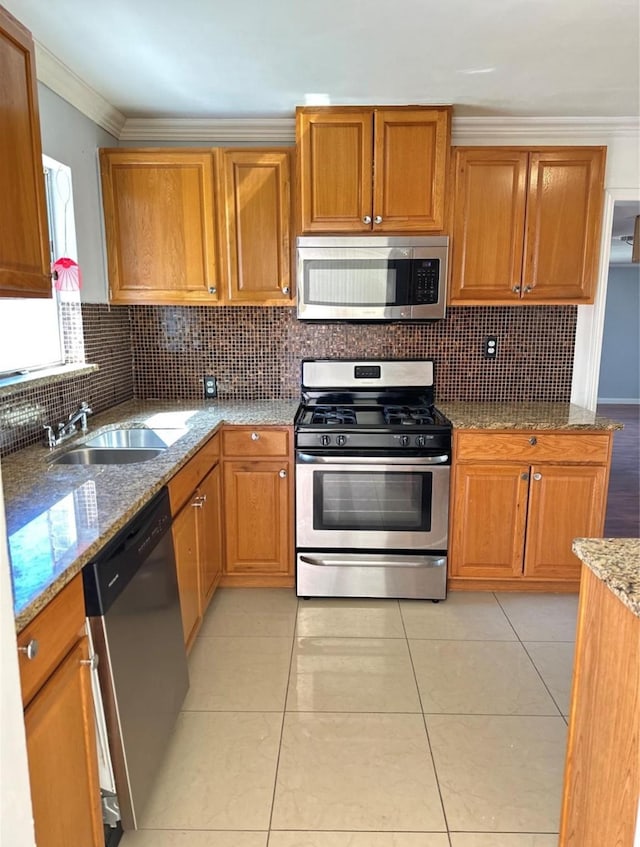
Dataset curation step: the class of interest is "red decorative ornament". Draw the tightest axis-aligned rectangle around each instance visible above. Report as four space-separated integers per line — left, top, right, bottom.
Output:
52 257 82 291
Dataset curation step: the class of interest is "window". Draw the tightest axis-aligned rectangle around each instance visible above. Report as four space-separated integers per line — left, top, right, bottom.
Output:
0 156 81 377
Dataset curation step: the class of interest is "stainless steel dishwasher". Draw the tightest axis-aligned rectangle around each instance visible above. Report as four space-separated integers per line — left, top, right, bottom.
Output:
83 487 189 831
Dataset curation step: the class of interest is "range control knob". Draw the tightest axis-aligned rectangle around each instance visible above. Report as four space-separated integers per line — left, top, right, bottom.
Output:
336 435 347 447
320 434 331 446
400 435 410 447
416 435 426 448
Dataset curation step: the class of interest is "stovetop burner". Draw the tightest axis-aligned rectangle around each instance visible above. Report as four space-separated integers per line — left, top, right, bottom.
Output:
310 406 358 425
383 405 435 426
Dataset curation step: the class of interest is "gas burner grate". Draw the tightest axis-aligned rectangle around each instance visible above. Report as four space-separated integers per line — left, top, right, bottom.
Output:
383 405 436 426
311 406 358 425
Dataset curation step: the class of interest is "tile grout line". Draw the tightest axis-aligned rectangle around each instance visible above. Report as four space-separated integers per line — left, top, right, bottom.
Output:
399 599 453 842
265 595 300 841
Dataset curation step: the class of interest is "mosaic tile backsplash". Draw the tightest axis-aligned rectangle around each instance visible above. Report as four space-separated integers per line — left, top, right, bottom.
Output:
0 304 133 457
131 305 577 404
1 302 576 457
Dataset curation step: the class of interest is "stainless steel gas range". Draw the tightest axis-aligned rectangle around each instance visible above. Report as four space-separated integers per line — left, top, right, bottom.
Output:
294 359 451 600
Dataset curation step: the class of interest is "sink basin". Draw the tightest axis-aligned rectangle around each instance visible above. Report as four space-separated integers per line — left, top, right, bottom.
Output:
51 447 164 465
85 428 186 449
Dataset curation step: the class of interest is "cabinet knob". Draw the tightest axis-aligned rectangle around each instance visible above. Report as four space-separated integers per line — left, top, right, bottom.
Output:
362 215 372 225
251 432 260 441
374 215 383 224
523 285 534 294
520 472 530 481
512 285 522 294
529 436 537 446
533 472 542 481
208 287 217 295
282 286 290 296
18 639 39 660
80 653 99 671
279 469 287 478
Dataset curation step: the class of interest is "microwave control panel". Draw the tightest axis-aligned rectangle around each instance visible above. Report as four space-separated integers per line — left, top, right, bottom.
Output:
414 260 440 304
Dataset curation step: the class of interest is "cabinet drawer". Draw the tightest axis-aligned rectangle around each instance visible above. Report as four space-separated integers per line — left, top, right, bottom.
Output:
18 573 85 707
455 431 611 464
222 427 289 458
169 432 220 515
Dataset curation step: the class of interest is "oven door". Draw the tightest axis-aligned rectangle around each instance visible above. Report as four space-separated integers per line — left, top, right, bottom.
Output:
295 455 449 550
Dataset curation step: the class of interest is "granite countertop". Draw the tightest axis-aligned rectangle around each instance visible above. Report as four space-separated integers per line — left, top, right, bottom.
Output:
3 399 298 631
572 538 640 618
440 401 623 431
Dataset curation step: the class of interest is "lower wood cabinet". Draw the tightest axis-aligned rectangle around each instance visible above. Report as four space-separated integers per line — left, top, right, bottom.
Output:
18 574 103 847
169 433 223 650
449 431 612 590
221 426 294 587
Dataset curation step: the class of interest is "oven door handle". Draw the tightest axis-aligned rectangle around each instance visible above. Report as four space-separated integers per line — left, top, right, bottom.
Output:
295 452 450 465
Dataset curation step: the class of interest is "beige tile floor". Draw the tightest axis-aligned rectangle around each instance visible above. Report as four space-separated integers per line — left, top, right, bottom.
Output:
121 589 577 847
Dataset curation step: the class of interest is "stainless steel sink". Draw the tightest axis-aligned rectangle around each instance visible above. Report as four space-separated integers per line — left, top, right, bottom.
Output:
85 428 186 449
51 447 165 465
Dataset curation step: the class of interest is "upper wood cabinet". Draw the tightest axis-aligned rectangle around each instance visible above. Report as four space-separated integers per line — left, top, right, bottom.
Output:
219 149 293 305
99 148 221 305
296 106 451 233
0 6 51 298
449 146 606 305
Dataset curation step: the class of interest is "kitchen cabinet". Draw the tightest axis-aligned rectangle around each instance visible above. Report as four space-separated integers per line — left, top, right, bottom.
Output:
168 433 222 650
99 148 221 304
0 6 51 298
18 574 103 847
219 148 294 305
449 147 605 304
221 426 294 586
449 431 612 590
296 106 451 233
559 560 639 846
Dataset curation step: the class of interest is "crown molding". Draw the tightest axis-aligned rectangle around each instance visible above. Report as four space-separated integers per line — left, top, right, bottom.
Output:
118 117 296 143
28 51 640 146
452 115 640 141
34 41 126 139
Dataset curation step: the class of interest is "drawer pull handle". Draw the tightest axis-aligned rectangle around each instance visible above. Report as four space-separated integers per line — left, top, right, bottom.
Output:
192 497 204 509
251 432 260 441
80 653 99 671
279 469 287 478
533 472 542 481
19 639 39 660
529 436 537 446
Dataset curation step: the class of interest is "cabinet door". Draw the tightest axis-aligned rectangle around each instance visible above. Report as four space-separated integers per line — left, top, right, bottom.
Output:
0 8 51 298
24 638 103 847
220 149 293 304
523 148 605 303
223 461 292 576
373 108 450 232
524 464 608 581
172 499 201 649
449 148 529 303
100 149 220 304
450 463 529 579
198 464 222 610
296 108 373 232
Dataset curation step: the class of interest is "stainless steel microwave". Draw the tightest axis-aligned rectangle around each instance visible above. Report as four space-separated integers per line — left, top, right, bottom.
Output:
296 236 449 321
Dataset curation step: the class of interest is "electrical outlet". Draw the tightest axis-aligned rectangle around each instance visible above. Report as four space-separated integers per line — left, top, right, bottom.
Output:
203 375 217 399
483 336 498 359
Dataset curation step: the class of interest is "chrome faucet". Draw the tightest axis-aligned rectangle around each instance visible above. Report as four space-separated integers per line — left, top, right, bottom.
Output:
44 401 93 448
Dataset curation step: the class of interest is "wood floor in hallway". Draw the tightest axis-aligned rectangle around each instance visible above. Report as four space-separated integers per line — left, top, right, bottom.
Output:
598 404 640 537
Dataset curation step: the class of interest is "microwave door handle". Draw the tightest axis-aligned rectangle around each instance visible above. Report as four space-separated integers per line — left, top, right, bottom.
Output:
295 452 449 465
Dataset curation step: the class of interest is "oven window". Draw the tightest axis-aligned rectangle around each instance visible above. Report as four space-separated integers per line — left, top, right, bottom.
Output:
313 471 432 531
304 260 409 306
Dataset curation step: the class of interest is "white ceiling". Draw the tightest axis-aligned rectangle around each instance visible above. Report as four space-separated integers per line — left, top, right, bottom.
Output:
4 0 640 119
